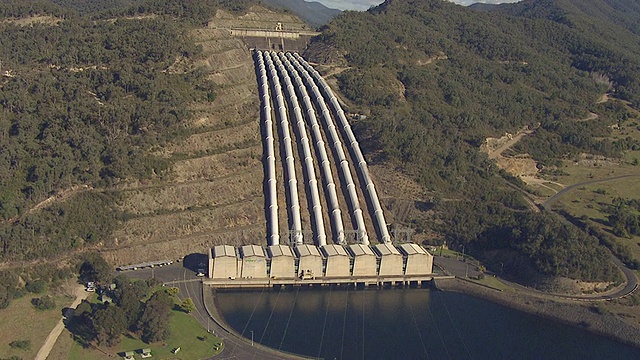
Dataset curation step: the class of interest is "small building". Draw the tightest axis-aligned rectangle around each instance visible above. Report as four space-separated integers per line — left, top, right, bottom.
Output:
141 348 152 358
374 243 403 276
210 245 238 279
123 351 135 360
321 244 350 277
294 244 323 279
348 244 377 276
398 243 433 275
240 245 267 278
267 245 295 278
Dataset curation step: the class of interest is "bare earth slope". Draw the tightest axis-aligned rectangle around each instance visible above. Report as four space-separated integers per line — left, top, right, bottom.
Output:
101 8 311 266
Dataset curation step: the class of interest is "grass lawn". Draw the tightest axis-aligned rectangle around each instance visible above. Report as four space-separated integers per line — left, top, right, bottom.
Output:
549 160 639 185
555 177 640 260
437 248 461 258
623 150 640 164
0 290 73 360
556 177 640 216
527 183 557 198
66 308 223 360
468 275 511 291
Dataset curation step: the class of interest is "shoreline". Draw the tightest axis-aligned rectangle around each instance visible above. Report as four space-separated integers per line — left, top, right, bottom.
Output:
436 277 640 349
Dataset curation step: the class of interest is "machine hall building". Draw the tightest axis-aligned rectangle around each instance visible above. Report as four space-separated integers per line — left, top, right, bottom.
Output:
208 243 434 283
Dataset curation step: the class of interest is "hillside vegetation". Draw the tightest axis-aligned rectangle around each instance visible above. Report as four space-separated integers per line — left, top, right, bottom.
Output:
0 0 261 261
306 0 640 283
1 0 639 288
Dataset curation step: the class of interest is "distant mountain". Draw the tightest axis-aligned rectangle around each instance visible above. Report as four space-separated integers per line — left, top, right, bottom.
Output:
471 0 640 37
261 0 341 28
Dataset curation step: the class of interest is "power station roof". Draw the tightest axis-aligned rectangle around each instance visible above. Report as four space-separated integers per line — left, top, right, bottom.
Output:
374 243 401 256
295 244 321 257
321 244 348 257
399 243 427 256
241 245 265 258
268 245 294 257
212 245 236 258
348 244 375 257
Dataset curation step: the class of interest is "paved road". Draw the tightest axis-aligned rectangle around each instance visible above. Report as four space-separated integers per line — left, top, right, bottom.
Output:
127 264 305 360
544 255 639 301
435 254 638 301
536 173 640 301
434 256 482 279
542 174 640 210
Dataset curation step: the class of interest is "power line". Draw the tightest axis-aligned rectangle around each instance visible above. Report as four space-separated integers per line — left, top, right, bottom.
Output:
259 287 283 344
279 286 300 351
317 285 333 358
437 291 473 360
340 287 349 360
409 299 430 360
427 296 451 360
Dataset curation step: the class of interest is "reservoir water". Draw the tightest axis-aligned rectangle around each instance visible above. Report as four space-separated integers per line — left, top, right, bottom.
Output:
215 287 640 359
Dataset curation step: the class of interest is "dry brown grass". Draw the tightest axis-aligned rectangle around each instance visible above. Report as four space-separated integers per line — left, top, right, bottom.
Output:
96 11 288 265
170 148 261 182
116 174 262 215
0 280 76 360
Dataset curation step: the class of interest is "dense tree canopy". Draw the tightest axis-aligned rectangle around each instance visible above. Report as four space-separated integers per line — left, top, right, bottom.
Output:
0 2 215 260
306 0 640 282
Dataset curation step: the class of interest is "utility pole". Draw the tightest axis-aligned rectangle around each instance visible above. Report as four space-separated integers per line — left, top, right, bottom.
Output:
250 330 254 346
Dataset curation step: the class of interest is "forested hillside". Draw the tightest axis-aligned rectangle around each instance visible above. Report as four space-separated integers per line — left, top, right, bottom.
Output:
0 0 255 261
307 0 640 282
2 0 639 287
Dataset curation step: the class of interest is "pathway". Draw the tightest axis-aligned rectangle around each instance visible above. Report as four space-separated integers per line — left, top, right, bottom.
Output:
487 129 533 159
34 284 90 360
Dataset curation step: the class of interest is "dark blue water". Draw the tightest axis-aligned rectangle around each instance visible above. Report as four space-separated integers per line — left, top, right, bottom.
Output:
215 287 640 360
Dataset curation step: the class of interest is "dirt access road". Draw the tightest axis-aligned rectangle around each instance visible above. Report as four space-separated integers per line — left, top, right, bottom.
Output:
34 284 90 360
487 129 533 160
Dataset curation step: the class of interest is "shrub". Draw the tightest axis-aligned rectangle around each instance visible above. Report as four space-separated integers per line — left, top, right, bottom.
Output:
25 280 47 294
31 296 56 311
9 339 31 350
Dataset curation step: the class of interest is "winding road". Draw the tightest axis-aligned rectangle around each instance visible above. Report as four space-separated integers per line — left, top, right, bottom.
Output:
133 264 305 360
537 173 640 300
542 174 640 211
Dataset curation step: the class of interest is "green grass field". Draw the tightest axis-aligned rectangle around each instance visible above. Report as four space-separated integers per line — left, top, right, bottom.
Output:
555 178 640 260
467 274 512 291
526 183 558 198
66 307 222 360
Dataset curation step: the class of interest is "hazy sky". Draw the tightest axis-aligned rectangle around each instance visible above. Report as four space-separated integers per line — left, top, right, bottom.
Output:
316 0 520 11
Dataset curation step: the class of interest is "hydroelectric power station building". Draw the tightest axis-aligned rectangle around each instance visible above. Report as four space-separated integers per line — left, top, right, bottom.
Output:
208 243 434 286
